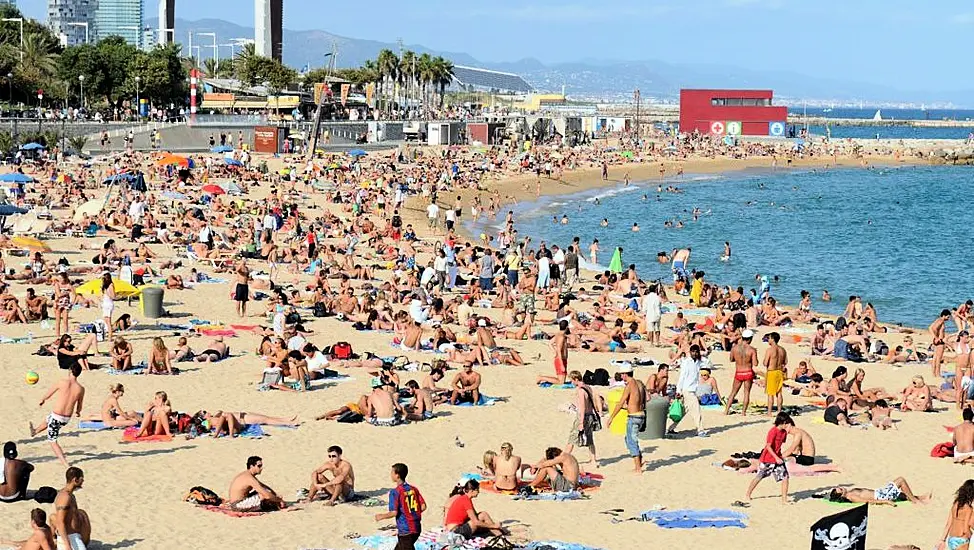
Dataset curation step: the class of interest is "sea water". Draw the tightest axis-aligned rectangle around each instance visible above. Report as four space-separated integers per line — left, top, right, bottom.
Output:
472 165 974 328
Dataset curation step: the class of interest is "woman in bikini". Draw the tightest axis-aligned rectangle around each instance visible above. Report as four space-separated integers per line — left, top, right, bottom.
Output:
938 479 974 550
52 272 74 338
110 337 133 372
136 391 173 437
86 384 140 428
849 368 891 403
146 337 173 375
479 443 530 492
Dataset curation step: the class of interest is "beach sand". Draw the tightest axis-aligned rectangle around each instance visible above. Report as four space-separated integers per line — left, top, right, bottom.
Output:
0 147 960 550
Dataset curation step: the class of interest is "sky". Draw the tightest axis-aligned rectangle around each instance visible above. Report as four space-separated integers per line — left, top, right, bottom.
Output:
15 0 974 92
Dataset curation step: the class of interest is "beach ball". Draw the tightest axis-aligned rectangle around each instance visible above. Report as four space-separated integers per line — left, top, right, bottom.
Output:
25 371 39 385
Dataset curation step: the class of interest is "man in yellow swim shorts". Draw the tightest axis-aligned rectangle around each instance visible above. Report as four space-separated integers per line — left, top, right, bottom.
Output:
764 332 787 416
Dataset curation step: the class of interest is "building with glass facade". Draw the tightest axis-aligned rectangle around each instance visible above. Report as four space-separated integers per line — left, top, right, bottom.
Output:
94 0 143 48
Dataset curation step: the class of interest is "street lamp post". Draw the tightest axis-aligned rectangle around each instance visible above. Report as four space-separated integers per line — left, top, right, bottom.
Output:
65 21 88 44
6 73 11 106
135 76 141 119
78 75 85 110
196 32 218 65
2 18 23 61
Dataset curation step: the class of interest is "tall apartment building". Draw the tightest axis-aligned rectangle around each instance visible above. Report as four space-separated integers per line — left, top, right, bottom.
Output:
157 0 175 47
94 0 143 48
48 0 94 47
254 0 282 61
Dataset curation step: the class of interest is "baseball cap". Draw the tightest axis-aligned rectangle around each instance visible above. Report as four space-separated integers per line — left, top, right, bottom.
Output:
741 329 754 339
477 319 487 327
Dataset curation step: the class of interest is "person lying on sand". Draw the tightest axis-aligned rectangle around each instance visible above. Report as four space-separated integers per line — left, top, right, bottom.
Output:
227 456 284 512
826 477 931 505
528 447 581 493
302 445 355 505
194 336 229 362
315 395 369 421
823 397 854 427
721 457 841 476
203 411 298 437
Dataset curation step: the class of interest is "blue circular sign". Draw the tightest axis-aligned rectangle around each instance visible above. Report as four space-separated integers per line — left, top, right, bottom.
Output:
769 122 785 137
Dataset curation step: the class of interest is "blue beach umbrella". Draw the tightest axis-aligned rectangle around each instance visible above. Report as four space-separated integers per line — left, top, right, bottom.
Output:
0 173 34 183
0 204 27 216
20 143 45 151
224 158 243 167
211 145 233 153
348 149 368 158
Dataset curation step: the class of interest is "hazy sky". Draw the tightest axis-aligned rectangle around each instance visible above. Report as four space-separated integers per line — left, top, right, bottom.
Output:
15 0 974 91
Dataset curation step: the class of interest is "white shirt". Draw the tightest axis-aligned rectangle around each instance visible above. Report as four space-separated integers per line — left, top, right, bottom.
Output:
643 292 662 323
287 334 306 351
198 225 211 244
262 214 278 231
128 200 145 222
307 351 329 372
433 256 447 271
426 203 439 219
272 311 286 336
676 356 710 395
552 249 565 267
409 299 429 324
445 209 456 222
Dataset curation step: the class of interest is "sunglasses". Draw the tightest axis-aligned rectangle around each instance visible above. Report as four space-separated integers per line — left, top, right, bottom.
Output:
328 454 338 458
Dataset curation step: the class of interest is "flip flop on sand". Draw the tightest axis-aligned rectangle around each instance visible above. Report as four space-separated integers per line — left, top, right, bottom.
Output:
599 509 625 516
731 500 750 508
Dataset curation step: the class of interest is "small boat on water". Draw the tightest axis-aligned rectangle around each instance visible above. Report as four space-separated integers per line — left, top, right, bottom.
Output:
872 109 883 121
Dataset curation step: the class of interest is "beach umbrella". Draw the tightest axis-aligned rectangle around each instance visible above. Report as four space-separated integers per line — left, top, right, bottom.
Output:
102 173 136 185
224 158 243 167
211 145 233 153
348 149 367 157
0 173 34 183
12 236 51 252
19 143 45 151
608 247 623 274
202 184 226 195
156 154 191 168
0 204 27 216
76 277 140 299
161 191 187 200
73 199 104 222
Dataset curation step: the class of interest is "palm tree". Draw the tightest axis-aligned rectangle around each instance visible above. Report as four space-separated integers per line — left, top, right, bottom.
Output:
17 32 58 87
203 57 219 77
376 49 398 114
234 43 258 84
432 56 454 108
416 53 434 115
400 50 415 113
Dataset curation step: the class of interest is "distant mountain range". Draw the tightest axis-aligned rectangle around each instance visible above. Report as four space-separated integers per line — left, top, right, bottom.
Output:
154 17 968 106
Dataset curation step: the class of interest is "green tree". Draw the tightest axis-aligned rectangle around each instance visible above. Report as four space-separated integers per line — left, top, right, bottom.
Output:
95 36 139 108
125 43 187 109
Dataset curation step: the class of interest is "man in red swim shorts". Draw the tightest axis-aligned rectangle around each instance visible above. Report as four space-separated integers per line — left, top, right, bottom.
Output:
724 329 758 416
537 320 570 386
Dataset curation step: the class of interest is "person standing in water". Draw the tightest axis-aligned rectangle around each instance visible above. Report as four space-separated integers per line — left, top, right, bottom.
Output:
721 242 732 262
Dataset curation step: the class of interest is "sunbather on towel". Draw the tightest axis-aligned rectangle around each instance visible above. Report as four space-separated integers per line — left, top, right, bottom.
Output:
365 378 405 426
528 447 580 493
204 411 298 437
227 456 284 512
721 457 841 476
194 337 229 363
827 477 931 505
84 384 140 428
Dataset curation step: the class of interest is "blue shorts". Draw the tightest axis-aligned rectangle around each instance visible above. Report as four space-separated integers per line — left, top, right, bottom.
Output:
625 414 645 457
479 277 494 291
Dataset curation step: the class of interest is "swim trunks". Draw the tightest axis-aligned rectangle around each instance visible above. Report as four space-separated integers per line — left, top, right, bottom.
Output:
765 370 784 396
734 370 755 382
874 481 902 502
370 417 403 427
754 462 788 482
234 283 249 302
554 357 567 377
230 493 262 512
551 472 577 493
346 403 363 415
793 455 815 466
47 412 71 442
56 533 87 550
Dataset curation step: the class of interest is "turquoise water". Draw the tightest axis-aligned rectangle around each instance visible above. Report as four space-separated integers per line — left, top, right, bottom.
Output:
481 165 973 328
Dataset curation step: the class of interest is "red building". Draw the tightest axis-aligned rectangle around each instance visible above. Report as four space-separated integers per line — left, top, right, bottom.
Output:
679 89 788 137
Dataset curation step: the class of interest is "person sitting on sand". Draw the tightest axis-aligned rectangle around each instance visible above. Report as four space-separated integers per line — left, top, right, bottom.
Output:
0 442 34 503
1 508 55 550
403 380 435 421
826 477 930 506
782 425 817 465
850 368 891 403
422 366 450 405
194 336 229 363
443 479 505 539
953 408 974 464
303 445 355 505
479 443 529 492
791 360 817 382
366 378 405 426
449 362 482 405
227 456 284 512
901 375 933 412
56 334 99 371
136 391 172 438
146 337 174 375
528 447 580 493
169 337 194 362
867 399 895 430
645 365 669 397
85 384 140 428
110 337 133 372
54 466 90 550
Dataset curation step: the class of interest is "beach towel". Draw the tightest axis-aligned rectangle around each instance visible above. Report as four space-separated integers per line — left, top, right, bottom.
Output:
640 509 747 529
539 382 576 389
354 528 485 550
79 420 114 430
210 424 266 439
449 394 500 407
931 441 955 458
229 324 261 332
121 426 173 443
200 329 237 337
106 367 146 375
524 543 606 550
197 504 282 517
513 490 585 501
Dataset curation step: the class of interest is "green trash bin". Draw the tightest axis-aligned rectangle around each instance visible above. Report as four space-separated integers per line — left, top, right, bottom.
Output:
638 396 670 440
141 286 164 319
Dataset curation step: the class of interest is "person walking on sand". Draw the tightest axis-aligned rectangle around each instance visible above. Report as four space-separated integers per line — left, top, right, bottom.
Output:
606 363 646 473
537 320 570 386
745 412 793 505
233 260 251 318
931 309 950 378
564 371 600 467
642 283 662 347
725 329 758 416
763 332 787 416
54 467 91 550
937 479 974 550
669 345 708 437
28 364 85 467
374 463 426 550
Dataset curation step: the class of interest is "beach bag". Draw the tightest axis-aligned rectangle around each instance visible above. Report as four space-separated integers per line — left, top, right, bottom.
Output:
699 394 721 406
184 486 223 506
312 302 327 317
33 486 57 504
583 368 610 386
332 341 353 360
285 311 302 325
668 399 685 423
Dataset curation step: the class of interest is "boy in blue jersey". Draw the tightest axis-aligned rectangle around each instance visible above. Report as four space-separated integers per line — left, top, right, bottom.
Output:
375 463 426 550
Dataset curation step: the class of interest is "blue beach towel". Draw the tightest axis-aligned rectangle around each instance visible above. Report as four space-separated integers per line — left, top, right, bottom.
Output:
525 543 606 550
79 420 112 430
539 382 576 389
449 394 499 407
640 508 747 529
106 367 146 375
212 424 265 438
513 490 584 501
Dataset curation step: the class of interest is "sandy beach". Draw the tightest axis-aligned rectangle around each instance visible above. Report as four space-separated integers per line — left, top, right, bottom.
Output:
0 141 965 550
